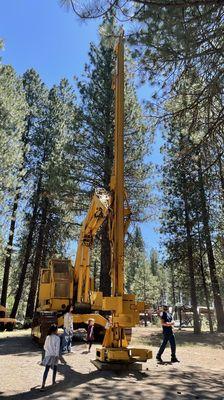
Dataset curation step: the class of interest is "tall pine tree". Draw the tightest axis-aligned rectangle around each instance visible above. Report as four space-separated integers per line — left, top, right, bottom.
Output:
78 18 152 295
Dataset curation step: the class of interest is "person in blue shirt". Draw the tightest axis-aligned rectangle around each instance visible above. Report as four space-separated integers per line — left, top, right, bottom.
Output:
156 305 180 363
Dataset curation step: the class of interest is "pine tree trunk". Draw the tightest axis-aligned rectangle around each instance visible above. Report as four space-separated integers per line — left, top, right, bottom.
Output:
0 121 30 307
99 222 111 296
99 135 113 295
93 260 97 290
170 264 176 305
182 175 201 334
10 177 42 318
25 197 48 320
218 154 224 200
199 251 214 333
1 190 20 307
196 217 214 333
198 160 224 332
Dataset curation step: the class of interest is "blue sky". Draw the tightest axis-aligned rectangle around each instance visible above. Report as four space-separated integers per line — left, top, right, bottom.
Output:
0 0 163 255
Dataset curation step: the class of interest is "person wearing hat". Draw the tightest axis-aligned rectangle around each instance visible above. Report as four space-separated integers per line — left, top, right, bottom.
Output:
156 305 179 363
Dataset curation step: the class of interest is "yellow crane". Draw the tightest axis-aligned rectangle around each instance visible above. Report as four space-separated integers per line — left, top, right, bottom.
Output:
32 34 152 366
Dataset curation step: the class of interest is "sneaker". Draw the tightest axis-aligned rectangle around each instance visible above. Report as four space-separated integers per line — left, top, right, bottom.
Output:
171 356 180 363
156 355 163 363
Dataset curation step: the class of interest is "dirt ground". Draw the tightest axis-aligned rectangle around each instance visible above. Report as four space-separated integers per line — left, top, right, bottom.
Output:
0 327 224 400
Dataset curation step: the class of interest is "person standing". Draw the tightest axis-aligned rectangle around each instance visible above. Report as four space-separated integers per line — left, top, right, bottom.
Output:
61 304 74 354
86 318 95 352
156 305 180 363
41 324 60 390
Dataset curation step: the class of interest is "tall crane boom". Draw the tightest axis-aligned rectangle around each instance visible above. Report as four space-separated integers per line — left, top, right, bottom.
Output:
32 34 152 366
94 34 152 365
111 35 125 297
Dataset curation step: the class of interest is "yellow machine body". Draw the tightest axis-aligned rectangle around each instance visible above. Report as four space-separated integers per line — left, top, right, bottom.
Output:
0 305 16 331
33 35 152 365
38 259 74 312
91 35 152 365
33 257 108 344
96 347 153 363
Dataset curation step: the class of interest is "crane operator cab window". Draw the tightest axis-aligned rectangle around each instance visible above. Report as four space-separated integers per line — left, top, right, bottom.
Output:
53 261 71 298
41 269 51 284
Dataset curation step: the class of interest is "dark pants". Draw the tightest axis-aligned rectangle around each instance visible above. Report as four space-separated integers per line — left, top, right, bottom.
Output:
42 365 57 386
87 340 93 350
157 333 176 357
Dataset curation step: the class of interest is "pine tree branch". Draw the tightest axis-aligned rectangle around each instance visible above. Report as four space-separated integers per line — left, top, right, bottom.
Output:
133 0 224 7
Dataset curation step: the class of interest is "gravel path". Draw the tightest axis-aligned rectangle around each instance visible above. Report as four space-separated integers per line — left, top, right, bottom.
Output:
0 328 223 399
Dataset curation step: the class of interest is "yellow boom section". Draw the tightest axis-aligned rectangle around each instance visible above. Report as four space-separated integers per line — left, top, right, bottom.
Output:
74 188 112 304
94 34 152 365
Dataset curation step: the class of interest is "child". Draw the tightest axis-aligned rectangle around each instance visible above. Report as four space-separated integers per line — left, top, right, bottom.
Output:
41 324 60 390
86 318 95 352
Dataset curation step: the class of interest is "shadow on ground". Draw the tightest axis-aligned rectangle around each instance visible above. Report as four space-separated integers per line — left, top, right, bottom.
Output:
0 363 223 400
134 329 224 349
0 333 41 356
1 330 224 399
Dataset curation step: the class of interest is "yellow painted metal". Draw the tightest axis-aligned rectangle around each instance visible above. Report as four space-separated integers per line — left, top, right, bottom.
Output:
110 34 125 297
57 313 107 329
0 305 16 325
102 296 123 313
90 291 103 310
38 259 73 312
95 34 152 365
74 189 112 303
34 34 152 366
96 347 106 362
107 348 130 361
130 348 153 361
0 317 16 324
96 347 153 363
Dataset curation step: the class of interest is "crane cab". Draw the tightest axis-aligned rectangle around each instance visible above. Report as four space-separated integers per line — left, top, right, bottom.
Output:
32 259 73 344
38 259 73 312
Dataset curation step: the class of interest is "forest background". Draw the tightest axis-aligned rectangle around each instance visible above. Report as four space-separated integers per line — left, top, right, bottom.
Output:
0 0 224 334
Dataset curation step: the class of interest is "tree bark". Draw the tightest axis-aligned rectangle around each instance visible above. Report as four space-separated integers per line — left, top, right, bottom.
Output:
196 216 214 333
0 120 30 307
1 190 20 307
170 264 176 305
99 222 111 296
10 177 42 318
218 154 224 200
182 174 201 334
25 196 48 320
198 159 224 332
99 131 113 295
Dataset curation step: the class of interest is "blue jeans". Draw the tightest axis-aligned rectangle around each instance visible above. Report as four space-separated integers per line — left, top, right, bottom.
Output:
157 333 176 357
61 329 73 353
